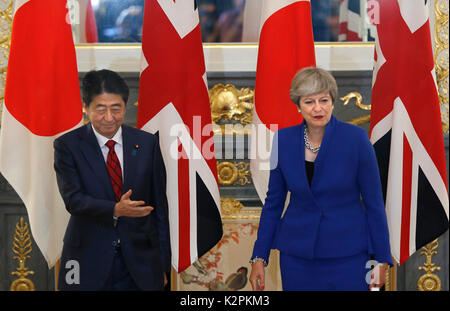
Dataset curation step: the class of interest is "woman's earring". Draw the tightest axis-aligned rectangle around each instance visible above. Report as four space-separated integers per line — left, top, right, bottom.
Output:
298 107 302 113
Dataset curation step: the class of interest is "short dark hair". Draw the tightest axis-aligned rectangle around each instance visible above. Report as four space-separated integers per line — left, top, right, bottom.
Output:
82 69 129 106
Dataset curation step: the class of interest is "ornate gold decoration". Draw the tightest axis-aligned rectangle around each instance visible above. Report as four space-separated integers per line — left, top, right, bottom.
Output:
339 91 372 125
220 198 261 220
434 0 449 133
417 239 442 291
217 161 251 186
0 0 13 128
346 114 371 126
10 217 35 291
340 91 371 111
221 198 245 215
209 84 254 125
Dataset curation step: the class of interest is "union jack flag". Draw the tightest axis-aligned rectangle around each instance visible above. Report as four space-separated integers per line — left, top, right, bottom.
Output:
369 0 449 265
137 0 222 272
338 0 375 41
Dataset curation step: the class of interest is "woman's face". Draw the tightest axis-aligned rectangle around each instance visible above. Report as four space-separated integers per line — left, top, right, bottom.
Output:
299 92 333 130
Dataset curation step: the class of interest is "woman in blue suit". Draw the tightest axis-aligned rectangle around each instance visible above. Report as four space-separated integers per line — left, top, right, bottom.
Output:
249 67 392 291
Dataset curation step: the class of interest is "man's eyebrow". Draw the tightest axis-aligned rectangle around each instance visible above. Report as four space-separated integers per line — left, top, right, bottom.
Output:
94 103 123 108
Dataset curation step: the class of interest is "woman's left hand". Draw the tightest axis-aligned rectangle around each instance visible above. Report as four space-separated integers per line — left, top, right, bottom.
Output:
370 263 387 290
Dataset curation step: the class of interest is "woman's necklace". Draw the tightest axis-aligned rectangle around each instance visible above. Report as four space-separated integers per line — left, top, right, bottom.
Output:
304 126 320 153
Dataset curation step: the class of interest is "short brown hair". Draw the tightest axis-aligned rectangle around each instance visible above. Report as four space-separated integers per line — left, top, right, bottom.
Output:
289 67 338 107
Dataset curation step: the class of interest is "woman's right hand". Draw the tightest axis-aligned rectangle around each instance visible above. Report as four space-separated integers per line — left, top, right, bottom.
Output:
249 260 265 291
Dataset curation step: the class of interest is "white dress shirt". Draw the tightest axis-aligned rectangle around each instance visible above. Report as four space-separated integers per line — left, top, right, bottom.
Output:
91 125 124 181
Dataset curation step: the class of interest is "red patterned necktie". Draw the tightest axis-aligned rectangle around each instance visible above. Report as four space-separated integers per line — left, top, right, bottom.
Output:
105 140 123 202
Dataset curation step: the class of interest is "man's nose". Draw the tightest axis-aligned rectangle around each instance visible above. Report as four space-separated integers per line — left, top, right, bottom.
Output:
104 109 113 121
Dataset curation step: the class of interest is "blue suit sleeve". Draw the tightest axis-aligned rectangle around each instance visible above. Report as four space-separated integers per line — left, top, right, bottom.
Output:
251 133 287 264
54 138 116 225
357 132 393 266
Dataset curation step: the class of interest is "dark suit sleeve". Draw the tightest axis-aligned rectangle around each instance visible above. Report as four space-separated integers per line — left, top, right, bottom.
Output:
357 132 393 266
251 132 287 264
54 138 116 225
151 138 171 273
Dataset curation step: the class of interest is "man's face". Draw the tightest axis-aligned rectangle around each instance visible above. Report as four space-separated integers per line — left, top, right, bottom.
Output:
84 93 126 138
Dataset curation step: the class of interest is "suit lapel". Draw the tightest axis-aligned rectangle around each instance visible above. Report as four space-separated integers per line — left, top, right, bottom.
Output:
122 125 138 194
295 123 315 196
79 123 115 199
310 115 337 190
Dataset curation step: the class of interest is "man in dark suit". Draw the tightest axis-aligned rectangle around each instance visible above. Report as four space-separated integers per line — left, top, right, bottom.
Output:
54 69 171 290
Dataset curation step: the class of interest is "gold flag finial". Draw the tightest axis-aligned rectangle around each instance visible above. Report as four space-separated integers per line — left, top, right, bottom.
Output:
10 217 35 291
417 239 442 291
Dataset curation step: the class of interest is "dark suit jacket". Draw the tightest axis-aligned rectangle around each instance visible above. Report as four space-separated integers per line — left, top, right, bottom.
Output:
252 116 392 265
54 123 171 290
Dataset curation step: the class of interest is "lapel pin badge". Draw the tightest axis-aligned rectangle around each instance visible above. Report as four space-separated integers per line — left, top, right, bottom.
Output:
132 144 139 156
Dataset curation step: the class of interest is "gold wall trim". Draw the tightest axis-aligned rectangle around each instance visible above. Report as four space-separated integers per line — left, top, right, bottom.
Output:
10 217 35 291
221 198 261 220
434 0 449 133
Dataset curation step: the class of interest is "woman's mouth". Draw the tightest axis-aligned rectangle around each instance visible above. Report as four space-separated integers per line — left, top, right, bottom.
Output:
313 116 324 120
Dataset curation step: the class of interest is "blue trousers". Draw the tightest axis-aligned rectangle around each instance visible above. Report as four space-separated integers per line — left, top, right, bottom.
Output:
101 247 140 291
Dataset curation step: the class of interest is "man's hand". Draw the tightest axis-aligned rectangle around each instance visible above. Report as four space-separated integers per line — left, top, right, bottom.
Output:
114 189 153 217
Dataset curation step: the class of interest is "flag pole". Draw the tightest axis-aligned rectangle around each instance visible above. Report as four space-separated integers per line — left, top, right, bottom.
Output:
386 258 397 291
54 258 60 291
170 267 177 291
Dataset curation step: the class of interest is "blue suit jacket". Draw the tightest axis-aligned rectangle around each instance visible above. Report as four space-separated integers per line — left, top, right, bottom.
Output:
252 116 392 265
54 123 171 290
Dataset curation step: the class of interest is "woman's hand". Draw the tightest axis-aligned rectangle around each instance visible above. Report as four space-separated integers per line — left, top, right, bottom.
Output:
370 263 387 291
249 260 265 291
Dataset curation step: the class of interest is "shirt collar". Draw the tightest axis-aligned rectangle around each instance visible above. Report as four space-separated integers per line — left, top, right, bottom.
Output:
91 124 123 148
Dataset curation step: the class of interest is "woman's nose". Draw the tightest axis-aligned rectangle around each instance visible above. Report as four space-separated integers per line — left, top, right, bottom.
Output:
312 101 321 111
